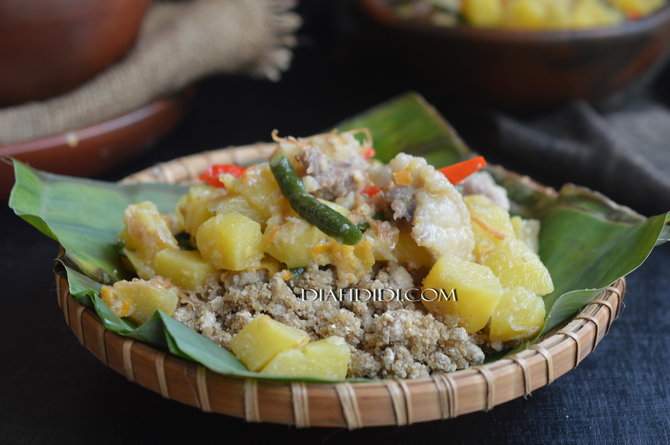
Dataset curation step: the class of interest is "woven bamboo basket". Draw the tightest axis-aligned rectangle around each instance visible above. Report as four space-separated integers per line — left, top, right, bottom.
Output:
54 144 626 429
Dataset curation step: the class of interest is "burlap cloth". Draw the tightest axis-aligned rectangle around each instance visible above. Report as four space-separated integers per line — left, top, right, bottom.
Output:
0 0 300 144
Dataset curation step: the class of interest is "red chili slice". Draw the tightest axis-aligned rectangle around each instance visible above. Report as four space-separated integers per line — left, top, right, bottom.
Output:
363 147 376 160
199 164 245 188
363 185 381 198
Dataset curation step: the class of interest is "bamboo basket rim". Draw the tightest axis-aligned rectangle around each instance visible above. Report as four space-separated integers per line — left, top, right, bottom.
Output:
55 144 627 429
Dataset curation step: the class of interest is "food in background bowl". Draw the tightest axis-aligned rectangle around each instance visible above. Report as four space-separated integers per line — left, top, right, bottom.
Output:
356 0 670 108
395 0 667 30
102 130 552 379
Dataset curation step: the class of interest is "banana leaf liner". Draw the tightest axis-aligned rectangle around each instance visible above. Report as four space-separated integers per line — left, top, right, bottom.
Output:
9 93 669 427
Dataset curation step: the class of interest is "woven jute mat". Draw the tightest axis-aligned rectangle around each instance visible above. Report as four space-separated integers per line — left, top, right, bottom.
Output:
0 0 300 145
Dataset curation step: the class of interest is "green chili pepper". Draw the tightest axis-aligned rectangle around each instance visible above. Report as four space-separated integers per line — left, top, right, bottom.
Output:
269 151 363 245
356 222 371 232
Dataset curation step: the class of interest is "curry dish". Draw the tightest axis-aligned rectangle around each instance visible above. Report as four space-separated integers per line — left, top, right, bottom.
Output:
101 130 553 379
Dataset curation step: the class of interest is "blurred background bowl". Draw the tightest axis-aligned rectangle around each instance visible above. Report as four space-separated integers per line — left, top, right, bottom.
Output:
0 89 193 199
0 0 152 105
356 0 670 110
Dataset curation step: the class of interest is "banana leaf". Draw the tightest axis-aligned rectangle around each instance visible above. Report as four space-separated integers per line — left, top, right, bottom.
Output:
9 92 669 383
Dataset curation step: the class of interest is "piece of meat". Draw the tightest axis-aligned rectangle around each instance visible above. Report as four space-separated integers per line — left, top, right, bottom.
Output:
385 153 475 260
293 132 370 201
461 171 510 211
386 185 416 221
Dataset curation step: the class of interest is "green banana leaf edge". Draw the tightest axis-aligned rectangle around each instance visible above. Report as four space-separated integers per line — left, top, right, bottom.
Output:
9 92 669 383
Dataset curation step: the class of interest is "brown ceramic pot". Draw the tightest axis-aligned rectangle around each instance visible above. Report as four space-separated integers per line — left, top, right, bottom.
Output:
357 0 670 110
0 89 193 200
0 0 152 105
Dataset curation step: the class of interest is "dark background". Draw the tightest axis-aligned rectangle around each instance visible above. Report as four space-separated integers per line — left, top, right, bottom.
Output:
2 2 669 444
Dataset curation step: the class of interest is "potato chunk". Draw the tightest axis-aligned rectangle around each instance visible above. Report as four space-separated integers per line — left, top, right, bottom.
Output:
480 237 554 296
393 229 433 269
490 287 546 342
504 0 548 29
261 336 350 379
464 194 515 257
463 0 503 27
100 277 179 325
263 215 329 268
153 249 217 291
120 202 178 260
224 164 286 221
510 215 540 254
212 195 262 225
546 0 572 29
230 315 310 372
196 211 264 271
611 0 665 17
121 248 155 280
176 185 226 236
571 0 622 28
422 256 503 333
328 239 376 286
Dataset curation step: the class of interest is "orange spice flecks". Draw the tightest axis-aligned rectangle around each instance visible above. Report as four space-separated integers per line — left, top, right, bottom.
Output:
101 285 134 318
264 225 282 246
471 215 507 240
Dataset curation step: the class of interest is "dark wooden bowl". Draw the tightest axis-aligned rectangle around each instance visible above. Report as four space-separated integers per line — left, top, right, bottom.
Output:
0 0 152 105
356 0 670 110
0 89 193 200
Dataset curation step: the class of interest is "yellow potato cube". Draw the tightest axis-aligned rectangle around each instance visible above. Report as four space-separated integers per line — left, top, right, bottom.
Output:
480 237 554 296
257 255 284 275
261 336 351 379
464 194 515 256
263 215 329 268
393 229 433 269
571 0 622 28
546 0 573 28
225 164 286 221
463 0 504 27
100 277 180 325
120 202 178 260
230 315 311 372
611 0 665 17
196 212 264 271
490 286 546 342
212 195 262 225
510 215 540 253
122 248 155 280
422 256 503 333
153 249 217 291
329 239 376 286
176 185 227 236
504 0 548 29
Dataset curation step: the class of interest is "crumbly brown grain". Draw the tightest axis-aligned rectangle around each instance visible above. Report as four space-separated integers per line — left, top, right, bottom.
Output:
173 262 485 379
